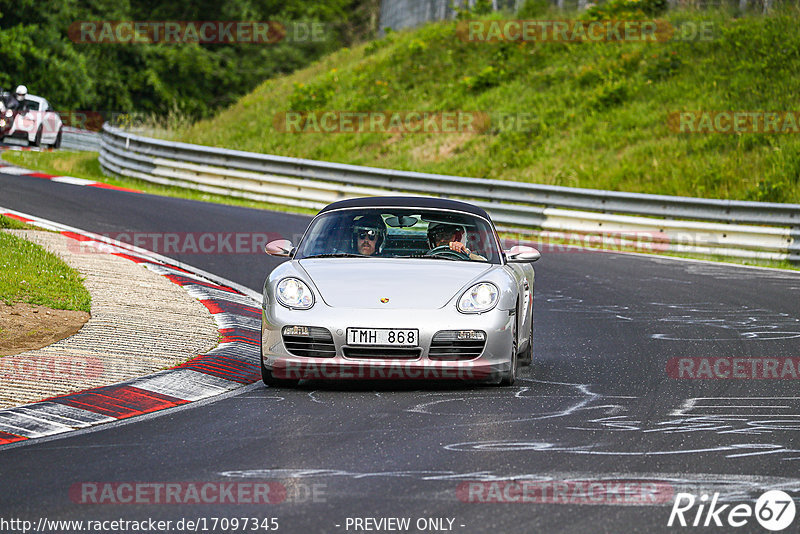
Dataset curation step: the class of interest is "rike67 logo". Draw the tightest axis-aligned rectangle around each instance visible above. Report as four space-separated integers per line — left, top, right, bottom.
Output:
668 491 796 531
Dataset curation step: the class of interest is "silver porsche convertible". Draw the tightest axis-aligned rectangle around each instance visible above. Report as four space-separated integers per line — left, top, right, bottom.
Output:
261 196 540 386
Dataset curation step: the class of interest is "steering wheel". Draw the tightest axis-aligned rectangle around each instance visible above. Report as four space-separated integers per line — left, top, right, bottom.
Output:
424 245 470 260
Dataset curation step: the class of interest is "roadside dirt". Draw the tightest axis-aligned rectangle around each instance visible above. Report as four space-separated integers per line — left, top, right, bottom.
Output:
0 302 89 356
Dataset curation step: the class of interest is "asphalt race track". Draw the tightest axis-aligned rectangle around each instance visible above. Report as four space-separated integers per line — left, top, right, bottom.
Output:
2 171 800 533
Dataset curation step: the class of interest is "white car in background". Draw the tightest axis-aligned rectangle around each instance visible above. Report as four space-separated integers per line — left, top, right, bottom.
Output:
0 93 63 148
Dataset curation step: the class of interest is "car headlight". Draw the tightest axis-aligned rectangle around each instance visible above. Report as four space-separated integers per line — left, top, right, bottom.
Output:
276 278 314 309
458 282 499 313
4 110 12 118
0 119 5 128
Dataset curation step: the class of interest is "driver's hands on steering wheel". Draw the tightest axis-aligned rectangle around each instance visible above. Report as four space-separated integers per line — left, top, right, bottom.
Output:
448 241 470 254
447 241 486 261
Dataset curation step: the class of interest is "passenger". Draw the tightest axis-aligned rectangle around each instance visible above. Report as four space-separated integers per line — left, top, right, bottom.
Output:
426 222 486 261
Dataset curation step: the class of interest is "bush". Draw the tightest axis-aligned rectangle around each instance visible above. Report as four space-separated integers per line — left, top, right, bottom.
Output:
583 0 668 21
460 65 507 92
454 0 495 19
288 80 337 110
517 0 551 18
643 51 683 81
588 81 629 110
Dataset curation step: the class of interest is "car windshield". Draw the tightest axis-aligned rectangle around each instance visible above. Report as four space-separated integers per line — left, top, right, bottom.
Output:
295 208 501 263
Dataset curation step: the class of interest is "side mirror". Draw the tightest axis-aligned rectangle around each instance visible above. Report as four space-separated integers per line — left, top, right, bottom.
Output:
265 239 295 257
505 245 541 263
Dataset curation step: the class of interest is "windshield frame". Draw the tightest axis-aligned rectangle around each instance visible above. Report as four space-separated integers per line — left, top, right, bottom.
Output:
294 205 503 264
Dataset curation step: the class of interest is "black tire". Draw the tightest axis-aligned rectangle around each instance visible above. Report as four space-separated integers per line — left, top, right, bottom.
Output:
519 315 533 367
499 315 518 386
52 128 62 149
32 125 42 147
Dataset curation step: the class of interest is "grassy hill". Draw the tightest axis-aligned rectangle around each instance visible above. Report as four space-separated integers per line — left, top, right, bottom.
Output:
175 5 800 203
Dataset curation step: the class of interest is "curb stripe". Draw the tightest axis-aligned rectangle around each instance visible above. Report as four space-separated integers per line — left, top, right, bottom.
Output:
0 166 38 175
2 213 33 223
16 402 116 427
0 412 74 438
0 163 143 192
200 300 261 317
163 274 239 292
143 262 210 277
212 313 260 332
88 182 141 192
128 369 242 402
51 176 96 186
0 207 265 448
54 386 188 419
60 231 93 242
206 342 261 362
219 329 260 346
178 355 260 384
0 431 26 445
186 286 260 307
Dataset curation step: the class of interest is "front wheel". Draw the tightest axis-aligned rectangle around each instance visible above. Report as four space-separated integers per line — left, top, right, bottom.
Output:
52 128 62 149
519 317 533 367
498 320 518 386
32 125 42 147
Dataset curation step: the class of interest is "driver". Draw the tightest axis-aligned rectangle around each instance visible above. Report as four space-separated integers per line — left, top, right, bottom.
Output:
5 85 29 114
352 214 387 256
427 222 485 261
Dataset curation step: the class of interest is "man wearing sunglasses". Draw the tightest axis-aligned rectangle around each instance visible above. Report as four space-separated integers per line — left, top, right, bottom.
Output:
427 222 486 261
352 214 387 256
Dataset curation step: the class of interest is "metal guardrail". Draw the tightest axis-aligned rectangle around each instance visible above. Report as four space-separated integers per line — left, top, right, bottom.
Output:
61 127 101 151
99 124 800 263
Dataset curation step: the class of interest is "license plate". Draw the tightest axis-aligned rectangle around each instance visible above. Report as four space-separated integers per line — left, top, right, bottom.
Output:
346 328 418 346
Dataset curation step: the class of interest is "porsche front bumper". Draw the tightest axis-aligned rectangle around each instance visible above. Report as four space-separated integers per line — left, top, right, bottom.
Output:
261 303 515 382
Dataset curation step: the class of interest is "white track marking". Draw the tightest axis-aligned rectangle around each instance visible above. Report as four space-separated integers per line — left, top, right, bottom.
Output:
128 369 243 402
50 176 95 185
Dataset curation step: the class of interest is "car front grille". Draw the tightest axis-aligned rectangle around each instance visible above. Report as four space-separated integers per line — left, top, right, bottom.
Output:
282 327 336 358
342 346 422 360
428 331 486 361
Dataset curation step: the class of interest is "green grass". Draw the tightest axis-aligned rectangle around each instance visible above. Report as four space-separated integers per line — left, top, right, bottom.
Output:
170 6 800 203
0 215 35 230
0 230 91 312
0 151 317 216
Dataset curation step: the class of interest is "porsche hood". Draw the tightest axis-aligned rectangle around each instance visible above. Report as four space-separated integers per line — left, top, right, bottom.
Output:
298 258 494 309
